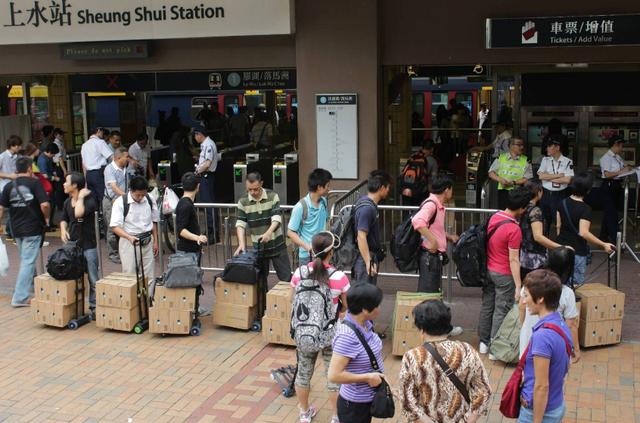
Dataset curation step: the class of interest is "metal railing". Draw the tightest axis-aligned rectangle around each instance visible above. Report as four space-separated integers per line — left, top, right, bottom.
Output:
329 180 368 218
66 153 83 173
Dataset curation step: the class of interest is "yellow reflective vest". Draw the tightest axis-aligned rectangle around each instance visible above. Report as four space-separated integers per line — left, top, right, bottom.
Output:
497 153 528 190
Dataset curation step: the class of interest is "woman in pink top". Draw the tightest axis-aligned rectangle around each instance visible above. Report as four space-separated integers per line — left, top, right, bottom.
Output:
291 232 350 423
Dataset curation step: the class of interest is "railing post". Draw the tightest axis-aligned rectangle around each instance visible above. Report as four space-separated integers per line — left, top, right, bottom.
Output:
158 218 164 273
615 231 621 291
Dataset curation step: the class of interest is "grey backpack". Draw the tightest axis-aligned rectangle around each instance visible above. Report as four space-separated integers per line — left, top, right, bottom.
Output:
489 304 521 364
291 266 338 353
163 252 203 288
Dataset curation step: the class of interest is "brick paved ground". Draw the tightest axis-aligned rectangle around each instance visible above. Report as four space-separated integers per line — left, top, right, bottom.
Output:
0 232 638 422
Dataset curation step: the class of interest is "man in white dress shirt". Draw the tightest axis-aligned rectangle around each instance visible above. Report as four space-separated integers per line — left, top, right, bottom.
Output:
599 135 633 243
110 176 160 280
128 132 155 179
537 136 574 234
81 127 113 209
193 125 219 243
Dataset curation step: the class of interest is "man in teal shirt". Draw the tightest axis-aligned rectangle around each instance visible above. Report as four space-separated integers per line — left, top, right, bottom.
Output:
287 168 332 265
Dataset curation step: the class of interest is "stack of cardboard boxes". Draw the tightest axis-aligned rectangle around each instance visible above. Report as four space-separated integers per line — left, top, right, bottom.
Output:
32 274 84 327
576 283 625 347
392 291 441 356
262 282 295 346
95 273 141 332
149 286 197 335
212 278 258 330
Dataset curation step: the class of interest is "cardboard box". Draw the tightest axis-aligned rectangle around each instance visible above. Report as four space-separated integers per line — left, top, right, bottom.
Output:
393 291 441 331
576 284 625 322
95 306 114 329
265 282 292 320
95 305 140 332
213 302 256 330
153 286 196 311
96 278 138 309
112 306 140 332
34 274 81 305
32 299 49 325
392 329 422 356
32 299 77 328
148 307 171 334
170 309 194 335
579 319 608 347
214 278 257 306
262 316 295 346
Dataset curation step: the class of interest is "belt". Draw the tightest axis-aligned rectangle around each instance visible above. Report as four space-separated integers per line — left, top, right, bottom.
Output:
135 231 153 246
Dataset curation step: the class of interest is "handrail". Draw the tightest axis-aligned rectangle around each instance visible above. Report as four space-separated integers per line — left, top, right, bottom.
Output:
329 180 368 218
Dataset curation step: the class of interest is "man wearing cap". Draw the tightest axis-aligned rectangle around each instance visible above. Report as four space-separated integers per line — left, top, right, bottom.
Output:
81 127 113 211
488 137 533 210
537 135 574 234
194 126 219 243
599 135 634 243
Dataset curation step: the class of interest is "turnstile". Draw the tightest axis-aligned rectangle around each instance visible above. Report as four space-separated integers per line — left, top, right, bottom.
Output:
157 162 172 188
273 154 300 205
465 151 490 207
233 163 248 203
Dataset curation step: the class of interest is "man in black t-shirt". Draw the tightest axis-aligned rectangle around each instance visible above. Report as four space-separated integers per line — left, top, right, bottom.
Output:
60 172 99 316
0 157 50 307
175 172 207 258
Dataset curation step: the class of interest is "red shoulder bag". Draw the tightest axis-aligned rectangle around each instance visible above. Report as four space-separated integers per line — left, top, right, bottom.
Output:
499 322 572 418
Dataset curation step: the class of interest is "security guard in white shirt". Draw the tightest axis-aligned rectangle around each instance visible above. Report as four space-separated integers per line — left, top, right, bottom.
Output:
537 136 574 233
110 176 160 280
81 127 113 209
193 125 219 243
599 135 633 243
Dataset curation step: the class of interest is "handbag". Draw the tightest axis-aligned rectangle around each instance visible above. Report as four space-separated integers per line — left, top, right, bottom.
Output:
163 252 203 288
343 320 395 418
423 342 470 403
500 322 572 418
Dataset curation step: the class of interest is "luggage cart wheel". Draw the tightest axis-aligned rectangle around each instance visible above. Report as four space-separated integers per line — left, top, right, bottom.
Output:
133 323 145 334
283 387 295 398
68 320 79 330
250 321 262 332
190 326 201 336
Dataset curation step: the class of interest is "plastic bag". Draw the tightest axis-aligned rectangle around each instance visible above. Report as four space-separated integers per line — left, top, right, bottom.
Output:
0 237 9 277
162 187 180 215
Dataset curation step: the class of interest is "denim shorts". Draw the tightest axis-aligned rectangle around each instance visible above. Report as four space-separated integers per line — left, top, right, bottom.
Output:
518 402 565 423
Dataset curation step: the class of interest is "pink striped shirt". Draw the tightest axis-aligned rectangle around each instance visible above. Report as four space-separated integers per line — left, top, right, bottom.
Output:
290 262 350 312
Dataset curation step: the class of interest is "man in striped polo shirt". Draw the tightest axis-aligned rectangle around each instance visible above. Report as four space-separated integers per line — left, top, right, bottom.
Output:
235 172 291 315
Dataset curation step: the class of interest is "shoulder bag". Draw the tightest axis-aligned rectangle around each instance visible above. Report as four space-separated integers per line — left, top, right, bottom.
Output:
343 320 395 418
423 342 470 403
500 322 572 418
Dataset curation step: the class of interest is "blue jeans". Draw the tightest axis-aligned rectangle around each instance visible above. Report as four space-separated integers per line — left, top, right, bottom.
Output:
13 235 42 304
573 255 587 286
518 403 565 423
83 248 99 308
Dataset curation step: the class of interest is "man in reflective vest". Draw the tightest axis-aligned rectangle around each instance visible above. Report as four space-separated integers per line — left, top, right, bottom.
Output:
488 137 533 210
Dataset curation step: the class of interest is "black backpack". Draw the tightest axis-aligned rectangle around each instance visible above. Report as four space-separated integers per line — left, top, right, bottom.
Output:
452 218 514 287
331 198 376 270
46 241 85 280
390 199 435 273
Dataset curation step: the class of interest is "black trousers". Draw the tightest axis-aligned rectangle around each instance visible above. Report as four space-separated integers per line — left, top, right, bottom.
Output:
86 168 106 210
198 172 216 237
337 396 372 423
418 249 443 293
600 180 623 244
540 188 568 235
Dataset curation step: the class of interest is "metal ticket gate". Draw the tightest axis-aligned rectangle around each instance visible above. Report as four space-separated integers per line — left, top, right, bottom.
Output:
273 153 300 205
465 150 489 207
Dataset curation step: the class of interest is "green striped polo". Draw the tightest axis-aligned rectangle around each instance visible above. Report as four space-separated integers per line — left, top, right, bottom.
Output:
236 188 286 257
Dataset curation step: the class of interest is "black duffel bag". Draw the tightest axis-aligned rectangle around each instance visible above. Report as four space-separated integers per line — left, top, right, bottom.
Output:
47 241 84 280
220 249 260 284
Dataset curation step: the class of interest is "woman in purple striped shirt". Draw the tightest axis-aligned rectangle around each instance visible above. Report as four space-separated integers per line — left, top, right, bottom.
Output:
328 283 385 423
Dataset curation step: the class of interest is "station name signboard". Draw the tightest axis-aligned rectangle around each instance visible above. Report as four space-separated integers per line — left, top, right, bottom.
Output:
486 14 640 48
0 0 294 45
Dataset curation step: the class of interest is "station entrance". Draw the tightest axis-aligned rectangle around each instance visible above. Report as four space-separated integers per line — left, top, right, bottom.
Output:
3 69 301 205
384 66 640 209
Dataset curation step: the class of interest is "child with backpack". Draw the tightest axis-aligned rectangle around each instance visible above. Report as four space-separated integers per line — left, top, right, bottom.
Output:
290 232 350 423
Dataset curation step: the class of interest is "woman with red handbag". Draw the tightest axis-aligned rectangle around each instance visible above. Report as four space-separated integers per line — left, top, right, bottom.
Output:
501 269 573 422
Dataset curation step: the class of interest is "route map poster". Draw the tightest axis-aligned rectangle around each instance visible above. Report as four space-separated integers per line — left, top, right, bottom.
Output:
316 94 358 180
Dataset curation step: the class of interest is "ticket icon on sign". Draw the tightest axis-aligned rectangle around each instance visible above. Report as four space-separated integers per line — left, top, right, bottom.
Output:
521 21 538 44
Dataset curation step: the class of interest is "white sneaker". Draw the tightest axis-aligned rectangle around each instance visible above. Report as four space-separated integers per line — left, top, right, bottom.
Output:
479 342 489 354
488 353 498 361
299 405 317 423
448 326 463 337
